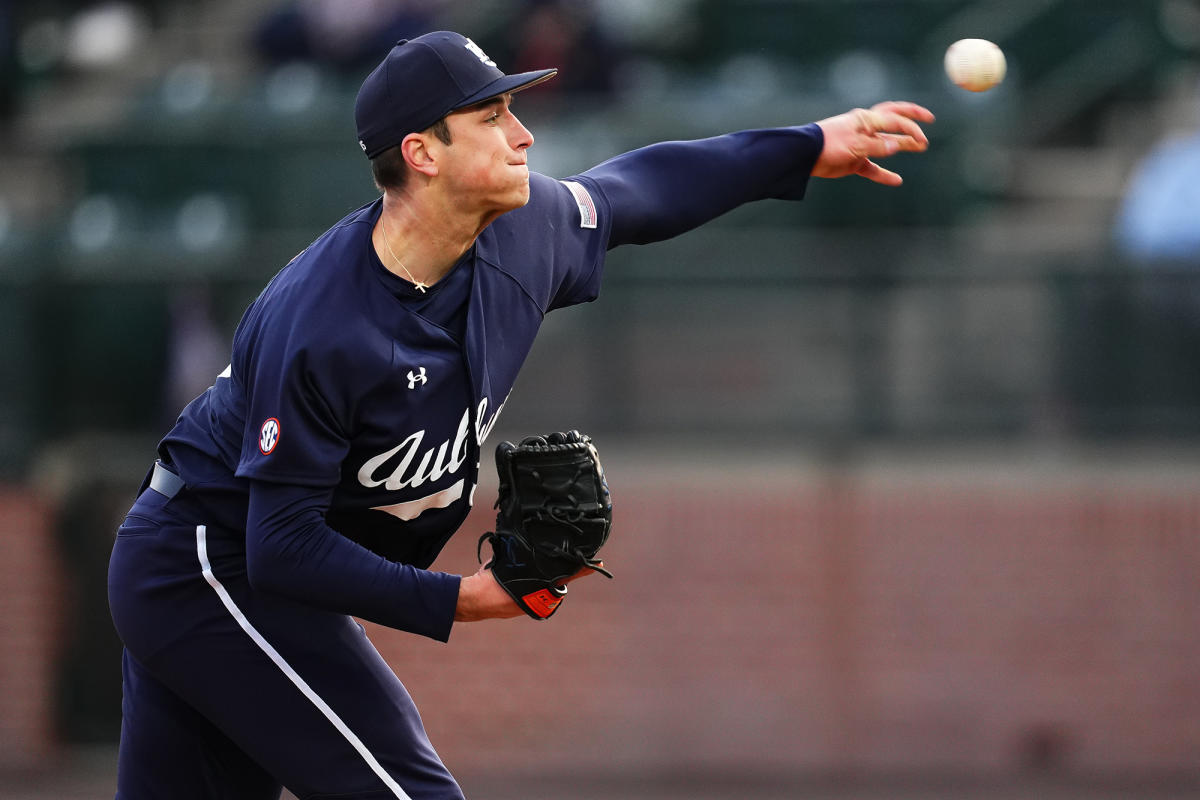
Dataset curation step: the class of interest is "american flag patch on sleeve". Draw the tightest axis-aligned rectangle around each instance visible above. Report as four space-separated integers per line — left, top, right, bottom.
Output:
560 180 598 229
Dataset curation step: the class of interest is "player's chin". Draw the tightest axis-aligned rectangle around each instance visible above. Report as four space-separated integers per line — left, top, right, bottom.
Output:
507 181 532 209
488 173 531 212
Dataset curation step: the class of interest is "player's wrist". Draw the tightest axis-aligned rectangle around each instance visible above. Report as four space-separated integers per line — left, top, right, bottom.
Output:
453 572 483 622
454 568 521 622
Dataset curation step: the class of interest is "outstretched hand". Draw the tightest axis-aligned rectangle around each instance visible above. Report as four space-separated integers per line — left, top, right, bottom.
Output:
813 101 935 186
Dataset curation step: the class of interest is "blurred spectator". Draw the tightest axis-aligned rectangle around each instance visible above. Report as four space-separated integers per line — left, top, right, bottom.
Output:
1114 76 1200 321
253 0 444 75
1099 75 1200 424
12 1 152 80
501 0 626 100
61 2 150 71
1114 97 1200 264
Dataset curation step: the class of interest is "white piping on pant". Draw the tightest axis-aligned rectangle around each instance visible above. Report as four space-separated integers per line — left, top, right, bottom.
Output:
195 524 411 800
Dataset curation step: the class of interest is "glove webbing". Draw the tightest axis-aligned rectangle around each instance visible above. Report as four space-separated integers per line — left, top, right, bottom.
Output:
527 506 612 578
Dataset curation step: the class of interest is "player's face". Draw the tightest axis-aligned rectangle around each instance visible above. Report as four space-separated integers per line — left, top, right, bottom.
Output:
439 94 535 215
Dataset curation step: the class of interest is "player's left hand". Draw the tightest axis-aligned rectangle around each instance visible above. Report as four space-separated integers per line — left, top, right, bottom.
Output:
455 565 527 621
812 101 935 186
454 562 603 622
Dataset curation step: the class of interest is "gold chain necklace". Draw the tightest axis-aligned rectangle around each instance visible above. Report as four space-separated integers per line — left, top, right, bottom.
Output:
379 214 428 293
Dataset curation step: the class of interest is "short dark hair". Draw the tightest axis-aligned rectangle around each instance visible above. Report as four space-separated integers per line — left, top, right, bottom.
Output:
370 117 453 191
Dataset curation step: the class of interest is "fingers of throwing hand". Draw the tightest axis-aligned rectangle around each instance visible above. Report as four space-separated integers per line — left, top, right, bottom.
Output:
854 107 930 154
871 101 936 124
813 101 934 182
868 111 929 150
856 158 903 187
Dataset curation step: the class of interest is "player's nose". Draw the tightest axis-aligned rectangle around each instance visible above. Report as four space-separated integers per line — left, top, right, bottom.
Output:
508 113 534 151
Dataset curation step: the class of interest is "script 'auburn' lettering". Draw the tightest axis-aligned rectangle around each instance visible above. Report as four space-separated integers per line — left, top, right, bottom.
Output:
356 397 504 492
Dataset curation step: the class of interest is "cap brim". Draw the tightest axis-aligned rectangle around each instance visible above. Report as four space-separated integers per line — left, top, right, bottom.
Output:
451 68 558 111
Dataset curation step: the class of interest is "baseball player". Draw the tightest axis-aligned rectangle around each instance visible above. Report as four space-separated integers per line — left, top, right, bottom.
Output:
107 30 932 800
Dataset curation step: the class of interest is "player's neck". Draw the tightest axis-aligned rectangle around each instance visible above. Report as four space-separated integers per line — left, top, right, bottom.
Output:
375 193 478 289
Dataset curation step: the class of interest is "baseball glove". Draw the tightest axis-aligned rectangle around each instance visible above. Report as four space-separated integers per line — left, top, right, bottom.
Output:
477 430 613 620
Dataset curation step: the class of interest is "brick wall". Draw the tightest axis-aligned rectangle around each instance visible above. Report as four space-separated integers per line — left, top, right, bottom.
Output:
0 492 63 769
371 458 1200 776
3 456 1199 777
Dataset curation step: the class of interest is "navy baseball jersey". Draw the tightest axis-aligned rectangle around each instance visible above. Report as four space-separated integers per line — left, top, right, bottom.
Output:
156 171 609 639
108 124 824 800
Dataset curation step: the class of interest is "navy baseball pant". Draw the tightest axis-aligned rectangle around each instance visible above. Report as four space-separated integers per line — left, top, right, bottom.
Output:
108 484 463 800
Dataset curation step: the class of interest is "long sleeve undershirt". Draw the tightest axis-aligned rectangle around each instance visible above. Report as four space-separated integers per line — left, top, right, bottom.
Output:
244 124 826 640
247 481 461 641
582 124 824 248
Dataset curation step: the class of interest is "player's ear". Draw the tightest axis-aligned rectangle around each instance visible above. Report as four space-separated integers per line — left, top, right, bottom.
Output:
400 132 439 178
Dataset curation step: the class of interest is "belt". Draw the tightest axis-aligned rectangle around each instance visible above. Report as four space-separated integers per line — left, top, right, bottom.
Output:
149 460 185 499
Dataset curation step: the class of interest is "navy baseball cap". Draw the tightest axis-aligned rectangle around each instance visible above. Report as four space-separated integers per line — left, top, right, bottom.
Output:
354 31 557 158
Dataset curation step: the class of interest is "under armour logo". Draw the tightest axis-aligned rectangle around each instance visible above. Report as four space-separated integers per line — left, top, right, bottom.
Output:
407 367 428 389
464 38 496 67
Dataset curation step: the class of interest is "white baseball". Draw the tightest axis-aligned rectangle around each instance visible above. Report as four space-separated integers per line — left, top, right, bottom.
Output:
944 38 1006 92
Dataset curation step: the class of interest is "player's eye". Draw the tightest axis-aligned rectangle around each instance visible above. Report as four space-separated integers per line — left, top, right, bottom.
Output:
486 112 501 125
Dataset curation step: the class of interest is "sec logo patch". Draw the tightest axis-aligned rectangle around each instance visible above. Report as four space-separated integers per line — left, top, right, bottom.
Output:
259 418 280 455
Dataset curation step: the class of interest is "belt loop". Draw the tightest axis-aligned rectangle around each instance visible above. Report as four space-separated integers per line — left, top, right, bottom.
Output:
149 460 185 499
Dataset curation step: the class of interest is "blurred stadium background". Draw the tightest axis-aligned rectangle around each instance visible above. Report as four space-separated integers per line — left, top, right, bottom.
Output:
2 0 1200 798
